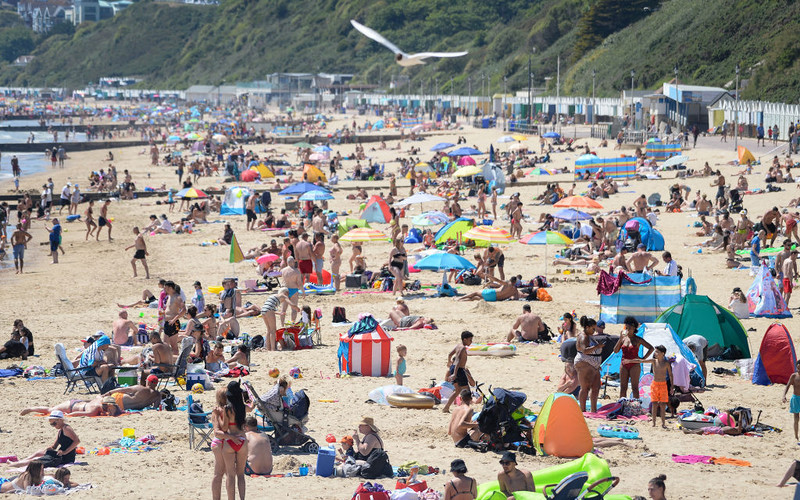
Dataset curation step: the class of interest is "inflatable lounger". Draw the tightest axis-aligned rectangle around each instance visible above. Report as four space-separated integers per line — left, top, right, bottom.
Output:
467 343 516 357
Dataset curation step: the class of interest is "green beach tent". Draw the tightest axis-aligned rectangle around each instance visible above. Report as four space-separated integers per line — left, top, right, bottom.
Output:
434 217 475 245
656 294 750 358
337 217 370 237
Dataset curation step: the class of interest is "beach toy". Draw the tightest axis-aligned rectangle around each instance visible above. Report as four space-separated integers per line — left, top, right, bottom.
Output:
597 424 639 439
269 368 280 378
123 428 135 439
97 447 111 456
299 466 308 476
466 343 516 357
139 312 145 318
289 367 302 379
325 434 336 443
387 393 436 409
75 447 84 455
191 383 205 394
208 286 224 294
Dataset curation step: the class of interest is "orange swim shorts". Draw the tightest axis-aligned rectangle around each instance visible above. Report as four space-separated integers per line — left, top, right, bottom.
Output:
650 381 669 403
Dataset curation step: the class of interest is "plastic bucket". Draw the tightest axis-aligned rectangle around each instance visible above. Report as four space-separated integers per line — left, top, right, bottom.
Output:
123 428 135 439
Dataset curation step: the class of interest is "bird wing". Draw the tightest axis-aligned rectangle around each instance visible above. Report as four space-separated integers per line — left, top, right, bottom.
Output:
350 20 404 55
411 51 469 60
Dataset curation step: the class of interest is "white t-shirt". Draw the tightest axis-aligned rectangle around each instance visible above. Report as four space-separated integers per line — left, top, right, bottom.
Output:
728 298 749 319
646 212 658 226
683 334 708 360
662 260 678 276
160 219 173 232
60 186 70 200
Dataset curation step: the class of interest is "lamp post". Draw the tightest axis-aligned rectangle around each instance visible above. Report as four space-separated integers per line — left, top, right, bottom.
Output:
450 77 454 123
503 75 507 131
630 70 635 130
592 69 597 125
735 63 740 152
468 76 472 118
673 65 679 128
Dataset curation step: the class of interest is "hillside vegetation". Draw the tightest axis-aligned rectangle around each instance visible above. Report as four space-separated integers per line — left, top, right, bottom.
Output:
0 0 799 102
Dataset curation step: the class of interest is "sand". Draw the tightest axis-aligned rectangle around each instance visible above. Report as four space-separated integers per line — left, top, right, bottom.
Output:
0 108 797 499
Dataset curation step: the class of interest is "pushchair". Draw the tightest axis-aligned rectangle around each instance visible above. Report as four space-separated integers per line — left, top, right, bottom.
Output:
475 384 535 454
728 188 743 213
243 381 319 453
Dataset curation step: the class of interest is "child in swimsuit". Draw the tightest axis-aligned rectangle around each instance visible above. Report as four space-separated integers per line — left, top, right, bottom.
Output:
394 345 407 386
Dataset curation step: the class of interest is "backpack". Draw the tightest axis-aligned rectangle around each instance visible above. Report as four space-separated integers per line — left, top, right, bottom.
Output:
189 401 208 424
536 288 552 302
333 306 348 323
463 273 482 286
161 389 178 411
538 322 554 342
359 448 393 479
249 335 265 350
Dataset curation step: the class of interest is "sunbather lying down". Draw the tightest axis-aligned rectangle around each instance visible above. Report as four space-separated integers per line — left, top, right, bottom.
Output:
457 275 520 302
21 396 122 417
682 409 746 436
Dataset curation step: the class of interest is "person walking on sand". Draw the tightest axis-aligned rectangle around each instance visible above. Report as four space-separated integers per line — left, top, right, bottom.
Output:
84 200 97 241
97 199 113 241
126 226 150 279
443 331 474 413
782 360 800 442
10 224 32 274
45 218 62 264
782 249 798 307
629 345 673 428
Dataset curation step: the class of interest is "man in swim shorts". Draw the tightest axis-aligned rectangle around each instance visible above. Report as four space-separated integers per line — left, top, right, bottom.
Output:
245 193 258 231
294 233 314 283
10 223 32 274
280 257 304 323
126 226 150 279
112 310 138 346
443 331 473 413
457 275 520 302
103 374 161 411
782 360 800 441
243 416 273 475
447 389 487 451
506 304 545 342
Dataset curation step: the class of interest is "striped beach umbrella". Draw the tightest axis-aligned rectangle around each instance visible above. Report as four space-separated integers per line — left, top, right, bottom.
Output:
463 226 513 243
340 227 390 243
519 231 574 245
175 187 208 198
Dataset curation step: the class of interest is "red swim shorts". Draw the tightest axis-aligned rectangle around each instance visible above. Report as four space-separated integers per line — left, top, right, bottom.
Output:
784 278 793 294
298 259 313 274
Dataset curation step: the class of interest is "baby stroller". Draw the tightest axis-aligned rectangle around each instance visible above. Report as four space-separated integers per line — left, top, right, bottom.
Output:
475 384 535 454
243 381 319 453
728 188 743 213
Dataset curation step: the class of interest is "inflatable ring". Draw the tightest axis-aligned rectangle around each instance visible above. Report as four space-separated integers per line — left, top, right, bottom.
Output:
467 343 517 357
387 393 435 409
597 425 639 439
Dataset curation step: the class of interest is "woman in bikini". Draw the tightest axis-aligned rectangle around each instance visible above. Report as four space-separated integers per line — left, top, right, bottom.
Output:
261 288 300 351
575 316 603 413
388 238 407 296
329 234 343 292
349 245 366 273
84 200 96 241
444 459 477 500
0 461 43 493
613 316 654 399
211 385 248 500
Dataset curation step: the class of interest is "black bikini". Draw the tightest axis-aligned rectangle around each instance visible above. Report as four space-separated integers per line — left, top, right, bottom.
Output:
449 478 475 498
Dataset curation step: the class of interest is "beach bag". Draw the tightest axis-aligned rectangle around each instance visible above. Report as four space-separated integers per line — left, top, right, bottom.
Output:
463 273 481 286
189 401 208 424
436 283 457 297
620 398 646 417
539 322 554 342
537 288 552 301
360 448 393 479
418 489 441 500
249 335 265 350
333 306 349 323
352 482 390 500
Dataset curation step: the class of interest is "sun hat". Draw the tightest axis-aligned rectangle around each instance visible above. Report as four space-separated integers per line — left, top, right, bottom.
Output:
499 451 516 464
358 417 379 433
48 410 64 420
450 459 468 473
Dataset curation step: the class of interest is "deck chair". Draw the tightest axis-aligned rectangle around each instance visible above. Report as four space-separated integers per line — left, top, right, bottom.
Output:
55 343 102 395
153 338 193 390
186 394 213 450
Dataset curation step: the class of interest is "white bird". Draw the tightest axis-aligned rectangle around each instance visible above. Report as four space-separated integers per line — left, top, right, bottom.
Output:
350 20 468 67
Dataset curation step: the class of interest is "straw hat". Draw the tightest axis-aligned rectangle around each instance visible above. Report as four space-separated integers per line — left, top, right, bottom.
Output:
358 417 379 433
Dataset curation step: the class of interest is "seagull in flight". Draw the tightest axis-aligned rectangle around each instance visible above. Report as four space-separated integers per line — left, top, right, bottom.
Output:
350 20 468 67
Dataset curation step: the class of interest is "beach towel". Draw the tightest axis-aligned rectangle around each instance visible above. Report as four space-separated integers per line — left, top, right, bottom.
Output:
0 368 23 378
710 457 751 467
671 454 712 464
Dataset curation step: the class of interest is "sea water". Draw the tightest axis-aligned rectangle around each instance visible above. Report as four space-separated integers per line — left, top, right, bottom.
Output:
0 153 51 181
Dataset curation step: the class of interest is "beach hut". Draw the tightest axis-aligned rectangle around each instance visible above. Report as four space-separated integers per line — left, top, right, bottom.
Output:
752 324 797 385
434 218 474 245
746 265 792 318
220 186 260 215
360 195 392 223
656 294 750 358
303 164 327 183
532 393 593 458
337 316 393 377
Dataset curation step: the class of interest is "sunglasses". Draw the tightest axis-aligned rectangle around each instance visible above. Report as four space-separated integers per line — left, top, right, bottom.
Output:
49 420 59 426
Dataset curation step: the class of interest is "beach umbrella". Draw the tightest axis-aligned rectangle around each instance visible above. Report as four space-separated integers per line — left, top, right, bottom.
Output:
394 192 447 207
412 211 449 226
453 164 483 178
256 253 280 265
212 134 228 144
184 132 202 141
293 141 314 149
519 231 573 274
448 146 483 157
552 208 593 221
463 226 513 243
662 155 689 168
554 196 604 209
309 153 326 161
299 190 335 201
511 134 528 141
414 252 476 271
279 182 331 196
542 132 561 139
646 137 662 144
527 167 552 176
314 145 333 153
166 135 182 143
457 156 476 166
175 187 208 198
509 143 528 152
497 136 515 143
340 227 389 243
577 153 600 162
430 142 455 151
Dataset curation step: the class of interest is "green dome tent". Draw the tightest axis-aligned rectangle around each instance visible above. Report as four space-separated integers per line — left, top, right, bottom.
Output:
656 294 750 358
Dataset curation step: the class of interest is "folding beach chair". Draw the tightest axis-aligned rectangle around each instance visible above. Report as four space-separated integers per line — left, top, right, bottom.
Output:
186 394 213 450
55 343 102 395
152 338 193 390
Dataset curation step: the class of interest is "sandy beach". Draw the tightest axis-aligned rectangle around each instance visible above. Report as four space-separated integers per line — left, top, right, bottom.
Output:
0 108 798 500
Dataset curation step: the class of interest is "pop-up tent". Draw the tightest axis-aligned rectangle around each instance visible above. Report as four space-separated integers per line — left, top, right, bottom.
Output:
747 265 792 318
752 324 797 385
617 217 665 251
656 294 750 358
481 162 506 193
598 272 682 324
601 323 704 386
738 145 756 164
337 316 393 377
360 195 391 223
434 218 474 245
303 163 327 183
251 163 275 179
532 393 593 458
220 186 262 215
337 217 370 237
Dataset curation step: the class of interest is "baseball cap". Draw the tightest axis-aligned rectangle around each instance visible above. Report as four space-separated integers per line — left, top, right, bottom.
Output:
146 374 159 384
596 321 606 328
637 243 646 249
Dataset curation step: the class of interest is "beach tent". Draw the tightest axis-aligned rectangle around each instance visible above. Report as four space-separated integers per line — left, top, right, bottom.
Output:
752 324 797 385
240 169 259 182
601 323 704 386
532 393 593 458
434 218 474 245
303 163 327 183
337 318 393 377
746 264 792 318
337 217 370 237
599 272 682 324
481 162 506 193
220 186 262 215
251 163 275 179
360 195 391 223
617 217 665 251
656 294 750 358
738 145 756 164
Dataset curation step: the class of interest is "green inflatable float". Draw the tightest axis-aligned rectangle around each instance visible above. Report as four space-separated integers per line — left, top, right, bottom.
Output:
475 453 631 500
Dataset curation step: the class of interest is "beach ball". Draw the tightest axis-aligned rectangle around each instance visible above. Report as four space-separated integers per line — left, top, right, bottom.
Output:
191 383 204 394
236 190 243 198
269 368 280 378
325 433 336 443
289 367 302 379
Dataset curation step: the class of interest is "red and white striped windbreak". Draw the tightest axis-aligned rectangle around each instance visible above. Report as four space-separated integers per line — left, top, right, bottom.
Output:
339 324 393 377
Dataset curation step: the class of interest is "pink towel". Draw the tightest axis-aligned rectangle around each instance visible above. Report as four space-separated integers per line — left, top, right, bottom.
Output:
671 454 712 464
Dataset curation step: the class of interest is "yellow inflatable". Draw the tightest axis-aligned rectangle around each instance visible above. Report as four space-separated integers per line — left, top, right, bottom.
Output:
387 393 435 409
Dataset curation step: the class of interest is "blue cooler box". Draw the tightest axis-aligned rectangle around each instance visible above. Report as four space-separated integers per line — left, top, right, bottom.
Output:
315 447 336 477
